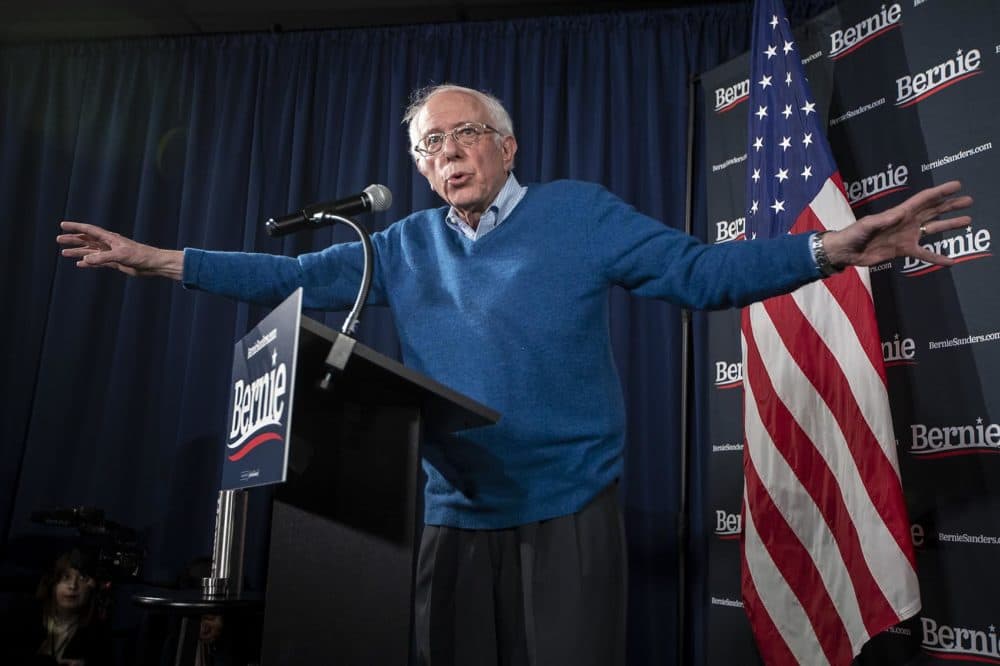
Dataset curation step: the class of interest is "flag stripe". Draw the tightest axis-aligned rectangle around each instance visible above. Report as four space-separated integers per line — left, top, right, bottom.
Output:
810 180 886 383
742 312 896 640
814 175 860 233
742 452 849 664
748 298 917 629
792 187 895 454
743 343 867 651
772 282 891 468
739 559 804 666
767 288 918 574
786 277 896 464
806 267 887 389
741 484 832 666
781 209 887 400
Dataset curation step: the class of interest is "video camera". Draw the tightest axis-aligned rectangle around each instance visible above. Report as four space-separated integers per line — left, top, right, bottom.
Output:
30 506 145 581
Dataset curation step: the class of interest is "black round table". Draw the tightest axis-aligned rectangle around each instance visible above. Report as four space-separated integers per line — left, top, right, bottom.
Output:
133 590 263 666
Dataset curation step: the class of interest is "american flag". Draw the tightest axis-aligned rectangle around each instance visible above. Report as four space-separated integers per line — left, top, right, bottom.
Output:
739 0 920 663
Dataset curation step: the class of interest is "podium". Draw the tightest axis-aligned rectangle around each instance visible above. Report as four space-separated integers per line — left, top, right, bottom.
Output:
261 315 499 664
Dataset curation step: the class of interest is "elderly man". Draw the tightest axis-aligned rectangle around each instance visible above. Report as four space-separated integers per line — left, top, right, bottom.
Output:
58 84 971 666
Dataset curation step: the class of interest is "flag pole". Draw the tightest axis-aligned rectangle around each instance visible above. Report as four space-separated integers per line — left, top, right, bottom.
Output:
677 70 697 666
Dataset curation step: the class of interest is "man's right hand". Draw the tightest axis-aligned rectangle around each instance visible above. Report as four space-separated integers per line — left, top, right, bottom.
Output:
57 221 184 281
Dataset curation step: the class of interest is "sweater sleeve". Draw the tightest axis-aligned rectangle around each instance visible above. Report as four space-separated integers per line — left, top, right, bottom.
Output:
182 236 390 309
585 185 822 310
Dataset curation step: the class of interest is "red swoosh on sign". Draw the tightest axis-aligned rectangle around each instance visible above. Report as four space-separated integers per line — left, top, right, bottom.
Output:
228 432 282 461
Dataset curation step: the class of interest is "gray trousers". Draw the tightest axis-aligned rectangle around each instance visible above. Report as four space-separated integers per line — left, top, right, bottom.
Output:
415 483 627 666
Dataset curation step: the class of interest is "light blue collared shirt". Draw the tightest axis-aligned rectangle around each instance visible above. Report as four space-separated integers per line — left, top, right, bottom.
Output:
445 172 527 241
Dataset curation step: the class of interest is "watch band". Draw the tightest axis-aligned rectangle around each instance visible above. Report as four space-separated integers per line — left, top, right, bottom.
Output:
811 231 843 278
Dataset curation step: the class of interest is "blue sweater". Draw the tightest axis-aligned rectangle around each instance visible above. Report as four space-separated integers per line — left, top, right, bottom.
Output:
184 180 821 528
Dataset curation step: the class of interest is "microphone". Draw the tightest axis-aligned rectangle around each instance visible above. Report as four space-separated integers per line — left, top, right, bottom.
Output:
265 184 392 237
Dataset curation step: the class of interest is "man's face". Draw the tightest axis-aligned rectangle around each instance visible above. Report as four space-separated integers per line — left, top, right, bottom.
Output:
413 91 517 226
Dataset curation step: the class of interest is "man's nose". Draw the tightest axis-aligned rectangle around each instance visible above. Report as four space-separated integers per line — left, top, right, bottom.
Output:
440 133 463 157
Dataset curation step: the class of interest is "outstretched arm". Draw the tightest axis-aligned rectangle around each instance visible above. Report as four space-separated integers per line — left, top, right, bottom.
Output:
56 221 184 280
823 180 973 269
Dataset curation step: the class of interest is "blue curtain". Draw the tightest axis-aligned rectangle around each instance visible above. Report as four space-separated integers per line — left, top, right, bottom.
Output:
0 3 832 662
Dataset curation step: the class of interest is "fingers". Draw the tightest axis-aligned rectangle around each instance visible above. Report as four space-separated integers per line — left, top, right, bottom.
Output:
894 182 973 238
934 194 974 216
57 221 156 277
58 237 115 264
60 220 112 237
900 180 967 217
932 179 963 195
57 233 108 250
60 246 101 259
916 193 973 227
921 214 972 237
58 221 119 251
914 180 963 205
910 245 956 268
74 257 135 275
57 221 126 268
56 234 97 245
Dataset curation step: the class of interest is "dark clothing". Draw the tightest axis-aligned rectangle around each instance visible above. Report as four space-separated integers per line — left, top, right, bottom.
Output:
4 608 113 666
415 483 627 666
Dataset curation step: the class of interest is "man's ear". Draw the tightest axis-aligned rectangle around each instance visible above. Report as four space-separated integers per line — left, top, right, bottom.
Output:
501 135 518 171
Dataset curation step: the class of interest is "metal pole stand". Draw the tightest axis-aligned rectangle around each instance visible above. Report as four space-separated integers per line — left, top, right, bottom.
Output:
202 488 248 597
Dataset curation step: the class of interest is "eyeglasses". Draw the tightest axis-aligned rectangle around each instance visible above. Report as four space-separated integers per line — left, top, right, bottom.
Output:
414 122 499 156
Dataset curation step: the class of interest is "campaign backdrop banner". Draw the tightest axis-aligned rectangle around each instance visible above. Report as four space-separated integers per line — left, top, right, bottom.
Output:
698 0 1000 663
222 288 302 490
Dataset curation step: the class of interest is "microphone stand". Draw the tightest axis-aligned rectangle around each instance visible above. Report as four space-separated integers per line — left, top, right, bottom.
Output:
315 213 372 393
316 212 373 337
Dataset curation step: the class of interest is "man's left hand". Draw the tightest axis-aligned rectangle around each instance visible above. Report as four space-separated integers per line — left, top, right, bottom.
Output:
823 180 973 269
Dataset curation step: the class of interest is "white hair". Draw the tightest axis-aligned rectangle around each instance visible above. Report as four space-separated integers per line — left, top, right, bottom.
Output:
402 84 515 159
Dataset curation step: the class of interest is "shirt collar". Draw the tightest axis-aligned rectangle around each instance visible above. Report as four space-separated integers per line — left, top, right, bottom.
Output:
445 172 526 241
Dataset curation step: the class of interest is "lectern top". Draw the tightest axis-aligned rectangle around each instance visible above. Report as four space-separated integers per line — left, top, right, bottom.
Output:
299 316 500 434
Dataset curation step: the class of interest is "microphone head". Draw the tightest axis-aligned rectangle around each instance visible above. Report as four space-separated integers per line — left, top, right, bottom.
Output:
363 184 393 212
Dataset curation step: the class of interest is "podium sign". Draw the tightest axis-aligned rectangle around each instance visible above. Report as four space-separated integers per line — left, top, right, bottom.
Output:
221 288 302 490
